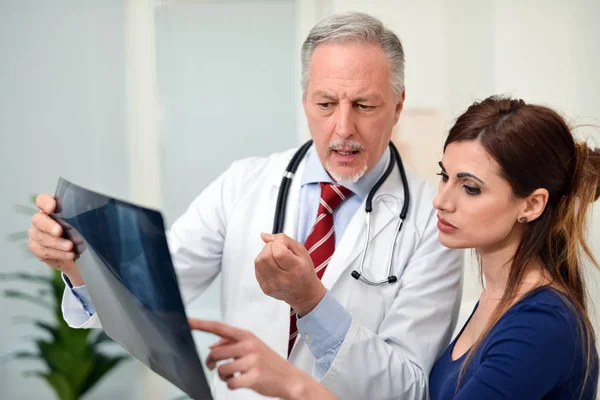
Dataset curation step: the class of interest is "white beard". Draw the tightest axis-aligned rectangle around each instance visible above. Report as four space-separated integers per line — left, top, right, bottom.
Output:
325 139 368 183
324 159 368 184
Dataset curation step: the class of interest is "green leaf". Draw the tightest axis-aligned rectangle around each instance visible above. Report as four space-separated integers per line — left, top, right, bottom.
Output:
79 354 128 396
36 339 96 392
23 369 45 377
3 290 54 309
0 351 40 364
0 272 53 284
12 204 39 216
59 327 91 356
35 371 77 400
92 331 114 346
12 317 57 336
6 230 29 242
69 357 96 395
51 270 65 307
37 339 70 371
35 321 60 341
11 318 60 342
18 242 36 258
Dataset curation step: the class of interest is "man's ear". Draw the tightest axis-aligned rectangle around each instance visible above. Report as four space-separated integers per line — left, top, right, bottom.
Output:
394 89 406 123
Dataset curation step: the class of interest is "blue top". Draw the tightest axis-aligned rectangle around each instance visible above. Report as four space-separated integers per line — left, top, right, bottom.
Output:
429 287 598 399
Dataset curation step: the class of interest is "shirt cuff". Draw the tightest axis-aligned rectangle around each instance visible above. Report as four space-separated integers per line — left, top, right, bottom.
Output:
297 290 352 359
61 273 96 316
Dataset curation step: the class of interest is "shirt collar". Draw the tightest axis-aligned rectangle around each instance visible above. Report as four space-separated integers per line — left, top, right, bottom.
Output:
301 143 391 201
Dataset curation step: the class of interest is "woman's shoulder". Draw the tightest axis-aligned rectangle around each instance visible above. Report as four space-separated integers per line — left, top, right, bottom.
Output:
488 287 589 351
480 287 598 398
507 287 579 322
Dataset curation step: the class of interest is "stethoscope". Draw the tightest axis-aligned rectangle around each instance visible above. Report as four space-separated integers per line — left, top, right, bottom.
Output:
272 140 410 285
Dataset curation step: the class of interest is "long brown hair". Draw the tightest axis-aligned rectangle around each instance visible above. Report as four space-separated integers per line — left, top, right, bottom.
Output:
446 96 600 395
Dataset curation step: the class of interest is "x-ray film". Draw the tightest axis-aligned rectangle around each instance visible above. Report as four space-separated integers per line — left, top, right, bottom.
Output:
51 177 212 400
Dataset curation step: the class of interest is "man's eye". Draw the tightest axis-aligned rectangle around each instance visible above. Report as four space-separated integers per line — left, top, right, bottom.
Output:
318 103 334 109
357 104 375 110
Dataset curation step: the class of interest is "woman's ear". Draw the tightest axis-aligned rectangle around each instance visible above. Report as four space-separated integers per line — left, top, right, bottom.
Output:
517 188 549 223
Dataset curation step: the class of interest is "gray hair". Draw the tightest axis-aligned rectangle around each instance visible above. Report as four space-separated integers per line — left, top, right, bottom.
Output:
301 12 405 102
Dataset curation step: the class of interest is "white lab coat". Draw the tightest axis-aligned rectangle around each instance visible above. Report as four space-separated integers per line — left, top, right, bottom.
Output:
62 147 463 400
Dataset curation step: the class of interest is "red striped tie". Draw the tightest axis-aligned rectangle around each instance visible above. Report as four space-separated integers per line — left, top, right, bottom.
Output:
288 182 353 356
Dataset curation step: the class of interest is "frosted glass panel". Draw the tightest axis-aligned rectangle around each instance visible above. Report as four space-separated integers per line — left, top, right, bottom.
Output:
154 1 297 397
156 1 298 227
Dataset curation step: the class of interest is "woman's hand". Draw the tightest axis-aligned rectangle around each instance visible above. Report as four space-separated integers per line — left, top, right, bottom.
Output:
188 319 336 400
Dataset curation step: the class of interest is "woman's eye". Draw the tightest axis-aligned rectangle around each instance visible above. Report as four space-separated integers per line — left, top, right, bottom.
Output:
436 172 449 182
463 185 481 195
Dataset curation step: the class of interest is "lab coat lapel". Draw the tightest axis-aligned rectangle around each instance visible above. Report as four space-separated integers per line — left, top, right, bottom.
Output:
321 163 406 290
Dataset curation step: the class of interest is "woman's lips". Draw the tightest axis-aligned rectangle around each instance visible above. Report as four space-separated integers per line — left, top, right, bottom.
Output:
437 215 457 233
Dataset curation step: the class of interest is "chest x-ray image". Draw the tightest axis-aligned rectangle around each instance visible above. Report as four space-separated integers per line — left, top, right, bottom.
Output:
51 177 212 400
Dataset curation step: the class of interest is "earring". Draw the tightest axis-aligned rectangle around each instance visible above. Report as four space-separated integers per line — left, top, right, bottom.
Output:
519 217 527 223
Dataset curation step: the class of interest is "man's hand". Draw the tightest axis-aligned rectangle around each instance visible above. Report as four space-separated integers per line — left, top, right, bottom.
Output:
254 233 325 316
28 193 84 285
188 319 337 400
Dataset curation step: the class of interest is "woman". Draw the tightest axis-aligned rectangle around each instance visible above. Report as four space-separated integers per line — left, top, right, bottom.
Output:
190 96 600 399
427 96 599 399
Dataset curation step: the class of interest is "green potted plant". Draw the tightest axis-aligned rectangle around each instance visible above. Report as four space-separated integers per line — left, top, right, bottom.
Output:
1 196 129 400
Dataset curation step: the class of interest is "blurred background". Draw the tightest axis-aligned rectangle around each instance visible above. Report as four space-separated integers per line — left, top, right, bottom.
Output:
0 0 598 398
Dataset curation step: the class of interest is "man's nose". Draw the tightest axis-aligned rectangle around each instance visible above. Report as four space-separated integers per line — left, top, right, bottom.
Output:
334 103 356 138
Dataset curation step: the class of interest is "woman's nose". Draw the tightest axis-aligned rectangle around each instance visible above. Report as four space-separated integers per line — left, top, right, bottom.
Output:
433 184 455 213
